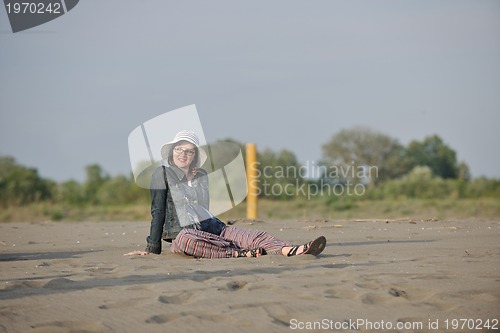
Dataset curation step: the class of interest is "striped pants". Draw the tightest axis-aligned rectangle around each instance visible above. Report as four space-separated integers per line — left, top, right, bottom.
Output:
170 226 292 258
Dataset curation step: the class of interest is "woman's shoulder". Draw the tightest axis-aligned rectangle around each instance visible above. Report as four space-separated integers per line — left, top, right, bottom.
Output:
150 166 167 189
152 165 169 178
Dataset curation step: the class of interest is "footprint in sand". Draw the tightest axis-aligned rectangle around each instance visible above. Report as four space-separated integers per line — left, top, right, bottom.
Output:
226 281 248 291
158 291 194 305
361 287 411 304
145 313 183 324
388 287 408 299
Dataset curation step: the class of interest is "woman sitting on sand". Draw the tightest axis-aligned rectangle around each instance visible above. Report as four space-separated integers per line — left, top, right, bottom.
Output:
125 130 326 258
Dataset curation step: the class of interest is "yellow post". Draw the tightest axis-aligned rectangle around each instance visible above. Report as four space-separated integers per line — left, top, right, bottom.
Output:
246 143 258 219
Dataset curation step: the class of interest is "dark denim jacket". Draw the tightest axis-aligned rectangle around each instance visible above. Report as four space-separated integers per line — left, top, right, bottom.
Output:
145 164 225 254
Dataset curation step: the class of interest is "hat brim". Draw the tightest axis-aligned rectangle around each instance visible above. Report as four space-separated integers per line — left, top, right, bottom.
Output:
161 141 208 167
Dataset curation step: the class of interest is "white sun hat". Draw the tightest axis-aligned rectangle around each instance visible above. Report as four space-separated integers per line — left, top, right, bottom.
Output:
160 130 208 167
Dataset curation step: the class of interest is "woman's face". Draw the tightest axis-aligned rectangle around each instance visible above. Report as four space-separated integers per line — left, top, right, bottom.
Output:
172 141 196 170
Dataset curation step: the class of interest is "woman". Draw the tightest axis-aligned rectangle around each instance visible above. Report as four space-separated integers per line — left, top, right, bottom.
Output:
125 130 326 258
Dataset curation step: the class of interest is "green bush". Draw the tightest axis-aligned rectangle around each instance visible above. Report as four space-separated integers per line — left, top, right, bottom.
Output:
369 166 453 199
462 177 500 198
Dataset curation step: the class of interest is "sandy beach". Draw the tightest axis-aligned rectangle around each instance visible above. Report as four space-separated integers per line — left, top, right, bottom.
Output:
1 218 499 333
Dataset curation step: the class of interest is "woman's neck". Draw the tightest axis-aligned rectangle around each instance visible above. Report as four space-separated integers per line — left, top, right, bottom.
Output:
178 166 192 180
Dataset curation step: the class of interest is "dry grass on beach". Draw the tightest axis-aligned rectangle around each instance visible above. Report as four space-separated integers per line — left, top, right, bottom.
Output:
1 217 499 332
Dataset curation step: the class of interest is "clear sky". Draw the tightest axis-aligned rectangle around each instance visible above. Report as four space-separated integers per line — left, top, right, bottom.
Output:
1 0 499 182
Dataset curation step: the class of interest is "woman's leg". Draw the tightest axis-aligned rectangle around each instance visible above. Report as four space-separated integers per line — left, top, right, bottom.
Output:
171 227 325 258
222 227 327 256
220 226 292 255
171 228 235 258
281 236 327 256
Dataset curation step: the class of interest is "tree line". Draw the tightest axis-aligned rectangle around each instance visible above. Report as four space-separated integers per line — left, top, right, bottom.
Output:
1 127 498 207
0 159 147 207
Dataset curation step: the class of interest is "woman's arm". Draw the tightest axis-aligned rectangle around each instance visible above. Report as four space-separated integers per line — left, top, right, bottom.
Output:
144 167 168 254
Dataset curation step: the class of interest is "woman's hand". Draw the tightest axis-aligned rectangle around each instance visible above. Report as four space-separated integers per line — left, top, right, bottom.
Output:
123 250 150 256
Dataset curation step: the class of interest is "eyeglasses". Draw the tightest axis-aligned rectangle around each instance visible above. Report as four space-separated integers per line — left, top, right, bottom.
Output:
174 147 196 157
